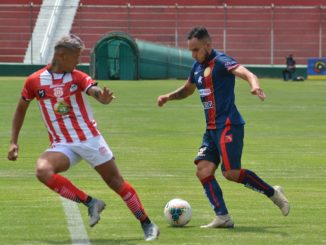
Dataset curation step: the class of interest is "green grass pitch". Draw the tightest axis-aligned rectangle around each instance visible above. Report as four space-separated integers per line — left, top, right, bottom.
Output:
0 77 325 244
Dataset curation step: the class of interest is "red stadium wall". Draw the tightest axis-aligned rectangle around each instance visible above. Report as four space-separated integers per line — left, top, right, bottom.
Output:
0 2 40 63
1 1 325 65
79 0 326 6
0 0 42 4
72 3 326 65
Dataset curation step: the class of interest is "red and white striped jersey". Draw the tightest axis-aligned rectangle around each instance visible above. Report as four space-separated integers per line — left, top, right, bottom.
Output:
22 65 100 144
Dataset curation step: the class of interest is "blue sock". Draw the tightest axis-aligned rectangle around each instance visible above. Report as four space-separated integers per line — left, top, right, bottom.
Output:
238 169 274 197
201 176 228 215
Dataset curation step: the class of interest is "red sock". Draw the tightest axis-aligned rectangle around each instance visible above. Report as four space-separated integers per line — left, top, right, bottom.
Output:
117 181 148 222
45 174 88 203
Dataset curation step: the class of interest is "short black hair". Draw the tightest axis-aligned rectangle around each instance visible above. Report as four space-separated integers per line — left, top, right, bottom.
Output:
187 26 211 41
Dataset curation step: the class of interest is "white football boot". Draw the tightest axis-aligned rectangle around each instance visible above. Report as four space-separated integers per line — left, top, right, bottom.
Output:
269 185 290 216
142 222 160 241
201 214 234 228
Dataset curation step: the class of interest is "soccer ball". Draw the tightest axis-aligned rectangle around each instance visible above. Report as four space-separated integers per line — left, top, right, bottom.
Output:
164 198 192 227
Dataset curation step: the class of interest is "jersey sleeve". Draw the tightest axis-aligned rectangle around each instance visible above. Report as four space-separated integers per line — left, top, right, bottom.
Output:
75 70 98 92
188 63 196 83
21 76 36 101
217 54 239 72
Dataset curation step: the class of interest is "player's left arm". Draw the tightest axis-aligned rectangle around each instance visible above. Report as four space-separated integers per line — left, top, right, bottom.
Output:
87 85 116 104
231 65 266 101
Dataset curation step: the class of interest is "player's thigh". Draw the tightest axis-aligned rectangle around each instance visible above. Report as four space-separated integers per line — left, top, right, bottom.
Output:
194 131 220 179
217 125 244 171
194 130 221 166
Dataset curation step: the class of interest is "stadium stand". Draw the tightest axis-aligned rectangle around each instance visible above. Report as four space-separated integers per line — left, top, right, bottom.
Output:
72 1 326 64
79 0 325 6
0 1 41 63
1 0 325 65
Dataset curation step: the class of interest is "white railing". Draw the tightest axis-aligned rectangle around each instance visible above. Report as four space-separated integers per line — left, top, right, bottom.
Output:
39 0 63 63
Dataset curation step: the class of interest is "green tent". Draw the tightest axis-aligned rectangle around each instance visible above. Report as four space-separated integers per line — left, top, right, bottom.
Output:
90 32 193 80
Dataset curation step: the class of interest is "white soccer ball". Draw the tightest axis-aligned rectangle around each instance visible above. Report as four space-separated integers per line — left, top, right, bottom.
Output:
164 198 192 227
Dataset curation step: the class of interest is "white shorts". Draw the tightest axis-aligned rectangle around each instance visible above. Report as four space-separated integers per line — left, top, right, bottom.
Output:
46 135 114 168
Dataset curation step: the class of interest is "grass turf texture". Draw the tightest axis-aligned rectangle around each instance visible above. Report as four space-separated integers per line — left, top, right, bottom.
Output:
0 77 325 244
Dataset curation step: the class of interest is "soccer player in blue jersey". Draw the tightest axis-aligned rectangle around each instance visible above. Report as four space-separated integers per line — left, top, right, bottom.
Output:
157 26 290 228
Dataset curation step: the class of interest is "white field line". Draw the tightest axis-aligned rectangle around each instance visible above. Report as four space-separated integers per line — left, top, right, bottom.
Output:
60 197 91 245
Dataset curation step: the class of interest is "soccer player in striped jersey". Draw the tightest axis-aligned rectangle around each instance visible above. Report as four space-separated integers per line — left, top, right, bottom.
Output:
8 34 159 241
157 26 290 228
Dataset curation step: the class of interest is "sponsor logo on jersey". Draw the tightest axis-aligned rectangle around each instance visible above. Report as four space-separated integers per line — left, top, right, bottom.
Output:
203 101 213 109
197 76 203 85
199 88 211 97
197 146 207 157
37 89 46 98
225 61 237 69
54 100 70 115
70 84 78 92
225 134 233 143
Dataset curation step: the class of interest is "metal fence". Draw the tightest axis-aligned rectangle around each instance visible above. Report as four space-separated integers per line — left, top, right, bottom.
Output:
0 3 325 65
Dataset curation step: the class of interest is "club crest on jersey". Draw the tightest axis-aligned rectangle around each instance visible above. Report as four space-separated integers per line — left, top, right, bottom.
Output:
53 86 64 98
54 100 70 115
37 89 46 98
204 67 211 77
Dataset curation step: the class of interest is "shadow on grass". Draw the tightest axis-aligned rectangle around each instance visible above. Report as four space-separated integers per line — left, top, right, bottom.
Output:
42 238 142 244
225 225 289 236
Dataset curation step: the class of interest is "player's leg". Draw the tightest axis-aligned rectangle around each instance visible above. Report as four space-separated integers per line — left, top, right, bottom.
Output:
282 69 287 81
95 159 159 240
36 148 105 227
289 69 294 80
196 160 234 228
194 132 234 228
36 150 88 203
219 125 290 216
81 135 159 240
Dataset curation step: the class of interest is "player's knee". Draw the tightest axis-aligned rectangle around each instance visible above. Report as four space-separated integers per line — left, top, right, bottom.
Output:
196 166 208 180
222 170 239 182
196 163 215 180
106 175 124 192
35 160 54 183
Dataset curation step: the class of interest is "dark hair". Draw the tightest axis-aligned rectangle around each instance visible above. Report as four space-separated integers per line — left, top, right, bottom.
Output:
187 26 211 41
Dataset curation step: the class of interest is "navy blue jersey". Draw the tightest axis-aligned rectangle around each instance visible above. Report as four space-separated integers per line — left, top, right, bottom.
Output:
189 50 245 129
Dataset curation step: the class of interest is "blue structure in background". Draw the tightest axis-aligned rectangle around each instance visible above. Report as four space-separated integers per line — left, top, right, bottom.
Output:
307 58 326 80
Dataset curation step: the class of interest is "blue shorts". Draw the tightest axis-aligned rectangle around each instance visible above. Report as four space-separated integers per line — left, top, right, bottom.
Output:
194 125 244 171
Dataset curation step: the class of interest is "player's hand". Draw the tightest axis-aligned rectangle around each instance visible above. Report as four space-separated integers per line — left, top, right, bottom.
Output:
8 143 19 161
157 95 169 107
98 86 116 104
251 88 266 101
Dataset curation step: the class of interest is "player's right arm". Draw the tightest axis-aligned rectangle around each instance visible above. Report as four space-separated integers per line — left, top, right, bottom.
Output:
8 98 30 161
157 80 196 107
